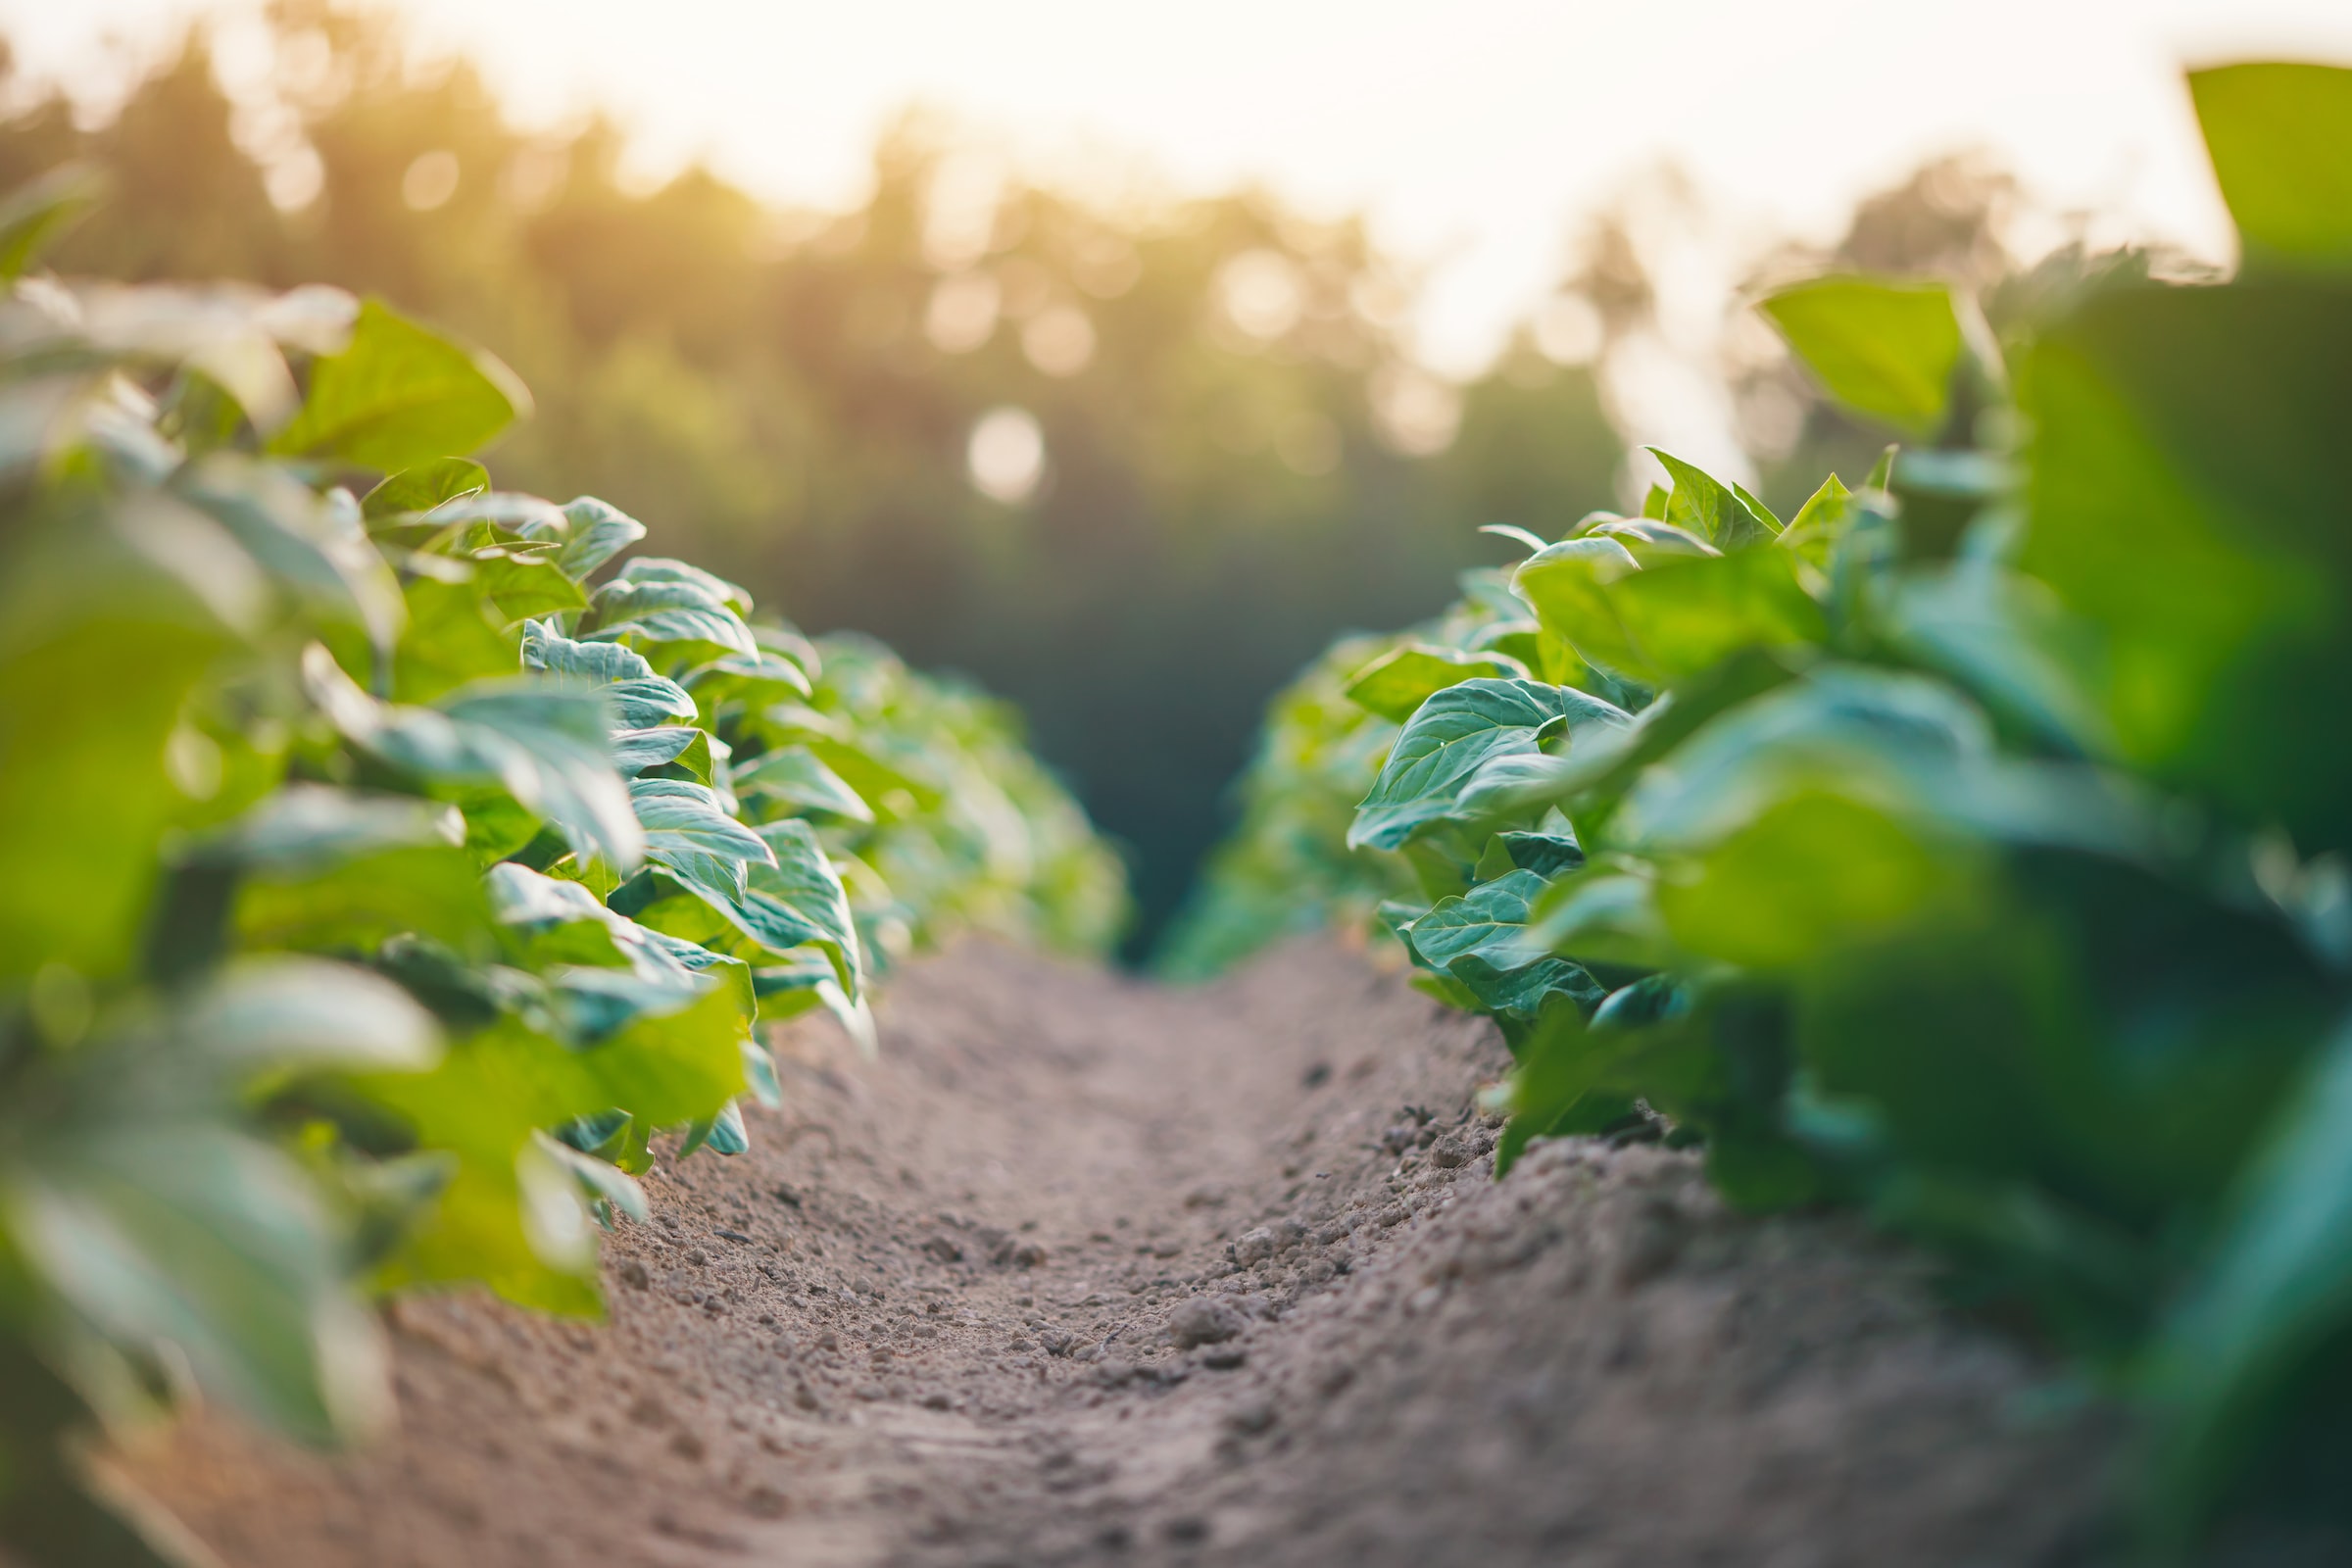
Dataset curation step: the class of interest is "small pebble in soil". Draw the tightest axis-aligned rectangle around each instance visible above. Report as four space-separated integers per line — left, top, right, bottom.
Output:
1164 1298 1244 1348
1225 1397 1277 1435
616 1261 650 1290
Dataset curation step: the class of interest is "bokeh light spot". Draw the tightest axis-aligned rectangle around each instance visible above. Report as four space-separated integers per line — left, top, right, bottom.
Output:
1022 304 1096 376
1534 292 1603 365
1217 249 1304 342
402 149 461 212
1370 366 1462 457
927 271 1003 354
968 406 1046 504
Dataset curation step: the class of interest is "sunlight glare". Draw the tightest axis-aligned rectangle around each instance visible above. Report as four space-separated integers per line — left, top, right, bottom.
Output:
968 406 1046 503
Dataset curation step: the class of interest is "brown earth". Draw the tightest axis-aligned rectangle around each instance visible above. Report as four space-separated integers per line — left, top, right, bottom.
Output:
123 936 2128 1567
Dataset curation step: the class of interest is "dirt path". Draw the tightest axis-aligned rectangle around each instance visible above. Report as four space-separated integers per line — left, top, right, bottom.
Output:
129 938 2116 1567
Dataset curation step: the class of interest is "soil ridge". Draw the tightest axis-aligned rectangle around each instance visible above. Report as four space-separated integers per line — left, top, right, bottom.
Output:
130 937 2111 1567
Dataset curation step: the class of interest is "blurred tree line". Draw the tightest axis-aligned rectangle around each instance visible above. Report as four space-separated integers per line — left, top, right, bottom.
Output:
0 2 1624 954
2 2 2081 956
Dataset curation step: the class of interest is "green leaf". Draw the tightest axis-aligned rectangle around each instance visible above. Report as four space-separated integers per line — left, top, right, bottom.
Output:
1777 472 1854 569
611 725 707 777
361 458 489 521
534 1130 649 1224
2141 1011 2352 1542
12 1124 391 1445
358 987 746 1309
1409 869 1606 1020
1497 995 1642 1168
2190 63 2352 270
484 862 724 990
2012 280 2352 849
0 604 230 983
557 497 646 579
187 785 458 872
1492 829 1585 878
631 778 774 877
1650 450 1782 550
610 782 862 969
465 547 586 626
1616 664 1993 856
234 844 495 960
176 454 406 654
306 647 643 870
585 574 757 662
732 744 873 822
611 557 753 612
1884 556 2110 757
749 817 865 998
1342 644 1529 723
1619 552 1825 683
175 956 444 1077
1759 275 1965 436
1408 869 1552 972
1655 792 1972 972
741 1038 783 1107
269 298 529 472
799 736 932 816
0 163 102 280
393 574 519 703
519 619 700 728
1509 536 1645 678
1522 870 1673 968
1349 678 1630 853
1514 532 1823 686
683 651 812 710
552 965 715 1046
522 619 648 683
679 1101 751 1158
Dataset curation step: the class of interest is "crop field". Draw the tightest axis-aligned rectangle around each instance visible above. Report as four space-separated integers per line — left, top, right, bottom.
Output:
2 36 2351 1568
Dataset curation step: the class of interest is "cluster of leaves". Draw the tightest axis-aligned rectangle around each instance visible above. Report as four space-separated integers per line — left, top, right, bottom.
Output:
0 6 1631 952
1189 63 2352 1547
0 168 1122 1565
1155 579 1538 979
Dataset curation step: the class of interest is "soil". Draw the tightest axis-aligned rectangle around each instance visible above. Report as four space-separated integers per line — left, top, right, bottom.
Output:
124 936 2128 1568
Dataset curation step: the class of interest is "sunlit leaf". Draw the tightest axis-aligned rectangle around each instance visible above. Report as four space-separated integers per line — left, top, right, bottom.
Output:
1342 644 1529 723
2190 62 2352 270
1759 274 1965 436
1349 678 1629 853
270 299 528 472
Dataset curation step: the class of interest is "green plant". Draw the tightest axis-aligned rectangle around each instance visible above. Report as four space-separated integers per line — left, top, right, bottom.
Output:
0 168 1121 1564
1185 61 2352 1548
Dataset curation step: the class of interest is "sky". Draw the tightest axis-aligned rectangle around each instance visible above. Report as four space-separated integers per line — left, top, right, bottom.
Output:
8 0 2352 373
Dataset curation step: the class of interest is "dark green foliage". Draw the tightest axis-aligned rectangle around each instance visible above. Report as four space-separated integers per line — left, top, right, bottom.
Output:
0 172 1122 1566
1189 60 2352 1550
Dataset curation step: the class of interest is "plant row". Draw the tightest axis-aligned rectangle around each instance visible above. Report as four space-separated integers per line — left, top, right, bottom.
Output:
0 168 1124 1565
1178 63 2352 1547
